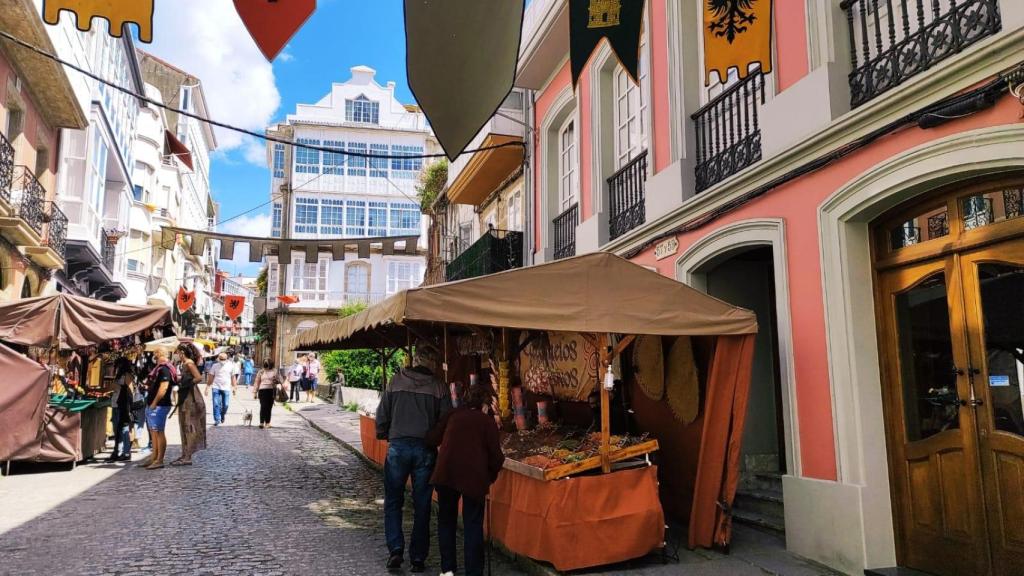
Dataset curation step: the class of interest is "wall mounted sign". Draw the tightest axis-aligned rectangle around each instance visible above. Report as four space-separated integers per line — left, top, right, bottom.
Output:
224 295 246 321
233 0 316 61
702 0 773 85
176 287 196 313
405 0 525 161
520 331 600 401
569 0 646 87
42 0 155 43
654 237 679 261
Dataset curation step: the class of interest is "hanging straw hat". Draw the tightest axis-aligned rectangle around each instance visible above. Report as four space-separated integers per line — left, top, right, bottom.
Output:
665 336 700 424
632 335 665 401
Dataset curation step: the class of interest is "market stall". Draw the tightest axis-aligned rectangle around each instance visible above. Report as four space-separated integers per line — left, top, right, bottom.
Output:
297 253 758 571
0 294 171 467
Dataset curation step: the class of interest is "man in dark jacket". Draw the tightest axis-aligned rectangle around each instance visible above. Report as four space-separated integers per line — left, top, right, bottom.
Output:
376 346 451 573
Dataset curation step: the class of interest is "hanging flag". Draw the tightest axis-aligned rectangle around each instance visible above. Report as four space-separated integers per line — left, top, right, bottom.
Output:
702 0 773 85
405 0 525 161
277 295 300 305
42 0 155 43
176 287 196 313
233 0 316 61
224 295 246 321
570 0 646 87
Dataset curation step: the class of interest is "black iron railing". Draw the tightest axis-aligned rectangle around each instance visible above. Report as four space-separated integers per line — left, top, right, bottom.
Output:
608 150 648 240
841 0 1000 108
0 132 13 204
692 72 765 193
43 201 68 260
102 229 119 272
11 166 45 235
445 229 524 282
553 203 578 260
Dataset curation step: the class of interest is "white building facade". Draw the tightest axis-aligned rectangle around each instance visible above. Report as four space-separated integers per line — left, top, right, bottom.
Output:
265 66 434 314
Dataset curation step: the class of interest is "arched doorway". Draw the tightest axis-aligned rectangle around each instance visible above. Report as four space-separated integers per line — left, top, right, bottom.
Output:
871 176 1024 576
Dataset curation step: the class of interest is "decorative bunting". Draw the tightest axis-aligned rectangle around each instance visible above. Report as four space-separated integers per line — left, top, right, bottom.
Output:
224 295 246 321
42 0 155 43
233 0 316 61
176 287 196 313
570 0 646 87
702 0 773 85
404 0 525 161
277 295 300 305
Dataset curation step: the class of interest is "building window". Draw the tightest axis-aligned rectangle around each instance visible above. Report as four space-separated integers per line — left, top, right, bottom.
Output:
390 202 421 235
127 259 145 273
273 143 286 178
295 138 321 174
290 255 330 299
5 107 24 141
133 185 145 202
613 32 648 168
323 140 345 175
89 127 108 214
295 197 319 234
370 143 389 178
368 201 388 236
558 118 578 212
346 262 370 296
345 200 367 236
321 198 344 236
391 145 424 178
272 203 282 237
387 261 423 294
347 142 368 177
508 190 522 232
345 95 379 124
267 262 279 300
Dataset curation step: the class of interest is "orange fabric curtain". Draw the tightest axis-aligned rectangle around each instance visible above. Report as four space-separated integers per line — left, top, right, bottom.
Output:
488 465 665 572
688 334 757 548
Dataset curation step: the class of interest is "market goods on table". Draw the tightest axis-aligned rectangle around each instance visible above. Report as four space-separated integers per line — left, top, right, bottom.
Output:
501 425 658 481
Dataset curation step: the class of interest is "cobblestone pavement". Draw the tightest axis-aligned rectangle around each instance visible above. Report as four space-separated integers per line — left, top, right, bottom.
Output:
0 393 524 576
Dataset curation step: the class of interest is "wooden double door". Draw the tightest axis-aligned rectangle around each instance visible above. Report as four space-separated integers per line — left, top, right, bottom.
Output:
876 188 1024 576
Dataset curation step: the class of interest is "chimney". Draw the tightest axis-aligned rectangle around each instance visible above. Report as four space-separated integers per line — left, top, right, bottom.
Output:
350 65 377 85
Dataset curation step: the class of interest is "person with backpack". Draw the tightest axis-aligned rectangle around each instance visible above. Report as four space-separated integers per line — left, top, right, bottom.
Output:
253 359 283 428
143 348 177 470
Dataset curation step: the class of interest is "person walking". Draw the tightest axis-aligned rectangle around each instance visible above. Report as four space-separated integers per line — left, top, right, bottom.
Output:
171 344 207 466
305 353 320 403
254 359 282 428
205 352 238 426
375 347 452 573
427 383 505 576
107 358 135 462
143 349 176 470
287 356 303 403
242 355 255 389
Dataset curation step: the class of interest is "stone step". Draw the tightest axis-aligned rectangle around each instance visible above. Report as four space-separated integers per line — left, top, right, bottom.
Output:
732 508 785 535
734 487 785 521
864 568 938 576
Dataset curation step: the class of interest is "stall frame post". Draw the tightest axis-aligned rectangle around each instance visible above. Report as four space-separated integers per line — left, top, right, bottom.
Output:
591 333 636 474
499 328 511 420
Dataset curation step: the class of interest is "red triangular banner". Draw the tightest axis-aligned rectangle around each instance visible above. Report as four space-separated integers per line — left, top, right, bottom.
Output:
233 0 316 61
177 287 196 313
224 295 246 321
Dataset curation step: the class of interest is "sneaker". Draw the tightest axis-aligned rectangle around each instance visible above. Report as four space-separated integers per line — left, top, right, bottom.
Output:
386 552 403 571
116 454 132 461
440 572 455 576
410 560 425 573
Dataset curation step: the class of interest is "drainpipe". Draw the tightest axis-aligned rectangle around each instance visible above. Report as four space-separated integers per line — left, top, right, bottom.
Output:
275 181 292 369
524 89 537 266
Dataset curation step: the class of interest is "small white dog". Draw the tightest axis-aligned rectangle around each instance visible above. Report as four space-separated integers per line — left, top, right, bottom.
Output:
241 409 253 427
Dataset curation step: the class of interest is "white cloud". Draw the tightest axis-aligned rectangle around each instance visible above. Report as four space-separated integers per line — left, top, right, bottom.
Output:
278 49 295 63
217 213 272 270
146 0 280 161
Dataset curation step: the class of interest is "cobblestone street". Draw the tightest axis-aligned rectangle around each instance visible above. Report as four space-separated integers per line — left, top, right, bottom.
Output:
0 394 523 576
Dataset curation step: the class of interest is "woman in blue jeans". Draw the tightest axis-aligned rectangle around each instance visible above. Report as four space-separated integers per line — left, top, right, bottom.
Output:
143 349 176 470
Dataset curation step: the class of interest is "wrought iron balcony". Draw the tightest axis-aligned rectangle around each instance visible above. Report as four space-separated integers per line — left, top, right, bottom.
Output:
842 0 1000 108
43 201 68 260
692 72 765 193
10 166 45 235
101 229 119 272
553 203 578 260
608 150 648 240
0 132 12 205
445 228 524 282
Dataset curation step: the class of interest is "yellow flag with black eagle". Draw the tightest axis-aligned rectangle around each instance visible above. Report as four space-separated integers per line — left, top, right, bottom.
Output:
702 0 773 86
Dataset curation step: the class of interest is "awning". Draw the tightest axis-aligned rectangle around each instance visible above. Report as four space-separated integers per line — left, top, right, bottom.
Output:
295 252 758 351
0 293 171 349
165 130 194 170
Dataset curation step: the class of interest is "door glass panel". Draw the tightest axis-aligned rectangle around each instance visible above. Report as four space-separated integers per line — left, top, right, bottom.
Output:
894 273 960 441
889 205 950 250
977 263 1024 436
961 189 1024 232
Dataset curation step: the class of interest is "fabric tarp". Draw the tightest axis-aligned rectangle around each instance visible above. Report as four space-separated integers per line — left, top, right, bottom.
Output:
5 405 82 463
0 343 50 461
0 294 170 349
489 465 665 571
296 252 758 350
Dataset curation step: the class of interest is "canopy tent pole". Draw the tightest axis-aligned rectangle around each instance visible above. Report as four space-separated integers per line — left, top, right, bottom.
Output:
498 328 510 420
598 334 611 473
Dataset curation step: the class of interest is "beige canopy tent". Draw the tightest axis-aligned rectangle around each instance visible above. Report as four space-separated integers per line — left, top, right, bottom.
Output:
0 293 171 350
294 253 759 550
295 252 757 351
